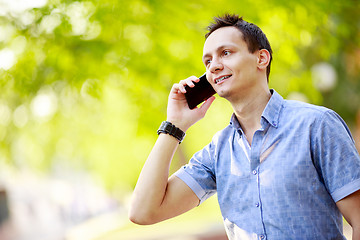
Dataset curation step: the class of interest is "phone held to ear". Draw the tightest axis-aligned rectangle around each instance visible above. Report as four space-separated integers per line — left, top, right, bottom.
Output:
185 73 216 109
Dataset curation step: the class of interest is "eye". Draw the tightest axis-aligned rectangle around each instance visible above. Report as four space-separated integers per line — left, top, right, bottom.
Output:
223 50 231 56
205 59 212 66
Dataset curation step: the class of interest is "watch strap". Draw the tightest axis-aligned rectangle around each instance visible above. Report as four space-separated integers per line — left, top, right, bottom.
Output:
157 121 185 143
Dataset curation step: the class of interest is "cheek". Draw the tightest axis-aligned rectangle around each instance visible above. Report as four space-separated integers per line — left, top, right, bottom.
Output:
241 58 258 73
228 55 255 68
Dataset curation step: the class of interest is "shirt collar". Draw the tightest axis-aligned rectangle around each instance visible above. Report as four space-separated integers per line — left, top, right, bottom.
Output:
261 89 283 128
229 89 283 130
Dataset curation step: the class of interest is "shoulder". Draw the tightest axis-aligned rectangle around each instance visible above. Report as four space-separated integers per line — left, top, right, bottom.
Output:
199 122 236 156
283 100 354 143
282 99 330 118
268 90 333 127
283 100 348 126
279 99 353 137
280 99 345 129
211 123 235 144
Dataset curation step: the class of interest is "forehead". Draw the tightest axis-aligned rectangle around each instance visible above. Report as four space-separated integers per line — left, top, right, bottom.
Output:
203 26 246 56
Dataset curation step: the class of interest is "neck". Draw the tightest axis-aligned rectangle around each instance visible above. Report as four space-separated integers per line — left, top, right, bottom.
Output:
230 86 271 144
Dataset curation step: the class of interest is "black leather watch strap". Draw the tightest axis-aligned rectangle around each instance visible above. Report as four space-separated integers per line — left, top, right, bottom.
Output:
157 121 185 143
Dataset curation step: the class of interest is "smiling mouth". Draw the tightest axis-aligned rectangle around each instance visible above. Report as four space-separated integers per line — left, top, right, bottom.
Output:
215 75 231 84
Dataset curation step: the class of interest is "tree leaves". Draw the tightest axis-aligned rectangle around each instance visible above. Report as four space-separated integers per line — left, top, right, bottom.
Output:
0 0 358 191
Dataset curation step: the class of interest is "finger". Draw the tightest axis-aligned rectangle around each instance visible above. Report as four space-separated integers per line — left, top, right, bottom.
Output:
171 83 185 94
184 76 199 87
178 83 187 93
193 77 201 83
181 76 199 88
176 75 201 94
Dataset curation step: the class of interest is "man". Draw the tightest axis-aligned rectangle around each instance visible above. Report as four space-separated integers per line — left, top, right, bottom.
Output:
129 14 360 240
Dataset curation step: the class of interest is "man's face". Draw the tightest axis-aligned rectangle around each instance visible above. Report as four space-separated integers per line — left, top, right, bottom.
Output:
202 26 259 100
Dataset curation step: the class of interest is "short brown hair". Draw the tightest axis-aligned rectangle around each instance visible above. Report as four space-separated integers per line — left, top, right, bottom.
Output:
206 14 273 81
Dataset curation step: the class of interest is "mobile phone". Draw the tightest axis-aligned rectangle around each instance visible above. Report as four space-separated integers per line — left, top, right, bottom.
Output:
184 73 216 109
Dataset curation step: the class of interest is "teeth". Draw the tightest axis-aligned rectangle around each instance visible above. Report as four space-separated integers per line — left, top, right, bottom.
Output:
215 75 230 84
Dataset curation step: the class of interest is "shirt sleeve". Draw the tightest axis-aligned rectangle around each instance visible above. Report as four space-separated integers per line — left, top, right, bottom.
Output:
311 110 360 202
174 141 217 204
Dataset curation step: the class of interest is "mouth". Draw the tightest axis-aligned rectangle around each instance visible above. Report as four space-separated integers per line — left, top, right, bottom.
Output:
214 75 231 84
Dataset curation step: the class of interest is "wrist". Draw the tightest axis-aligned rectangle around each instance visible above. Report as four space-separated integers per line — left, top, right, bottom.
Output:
165 118 189 133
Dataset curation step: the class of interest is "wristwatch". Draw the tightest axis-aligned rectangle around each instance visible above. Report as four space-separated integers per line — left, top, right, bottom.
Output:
157 121 185 143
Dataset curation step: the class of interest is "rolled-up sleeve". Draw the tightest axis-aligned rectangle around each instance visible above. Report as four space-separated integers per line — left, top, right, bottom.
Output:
312 110 360 202
174 142 217 204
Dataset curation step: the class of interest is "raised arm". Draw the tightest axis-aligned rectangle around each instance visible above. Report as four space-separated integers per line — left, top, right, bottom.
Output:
128 76 215 225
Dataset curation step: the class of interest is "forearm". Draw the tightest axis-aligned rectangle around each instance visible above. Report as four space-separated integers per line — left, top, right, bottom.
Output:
129 133 179 224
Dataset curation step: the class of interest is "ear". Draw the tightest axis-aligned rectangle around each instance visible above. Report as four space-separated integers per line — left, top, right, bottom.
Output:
257 49 270 70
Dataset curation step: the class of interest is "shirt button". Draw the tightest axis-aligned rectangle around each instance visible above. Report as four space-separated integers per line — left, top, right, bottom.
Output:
259 234 265 239
255 202 260 207
252 170 257 175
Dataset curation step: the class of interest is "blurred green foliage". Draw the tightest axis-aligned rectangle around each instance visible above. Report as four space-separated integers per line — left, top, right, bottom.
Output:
0 0 359 194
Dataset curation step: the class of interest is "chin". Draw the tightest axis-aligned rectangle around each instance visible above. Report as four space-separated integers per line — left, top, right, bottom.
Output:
217 89 232 99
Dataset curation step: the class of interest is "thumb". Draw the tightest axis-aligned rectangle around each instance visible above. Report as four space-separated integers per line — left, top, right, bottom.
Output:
198 96 216 116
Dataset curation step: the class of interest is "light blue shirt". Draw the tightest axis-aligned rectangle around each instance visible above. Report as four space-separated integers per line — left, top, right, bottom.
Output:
175 90 360 240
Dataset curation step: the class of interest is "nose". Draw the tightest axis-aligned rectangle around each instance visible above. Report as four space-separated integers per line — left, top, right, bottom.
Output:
209 58 223 73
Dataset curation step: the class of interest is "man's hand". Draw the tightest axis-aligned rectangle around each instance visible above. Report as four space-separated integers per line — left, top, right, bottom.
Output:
166 76 215 132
